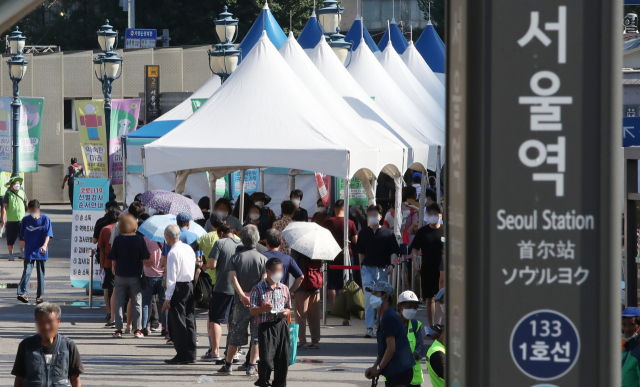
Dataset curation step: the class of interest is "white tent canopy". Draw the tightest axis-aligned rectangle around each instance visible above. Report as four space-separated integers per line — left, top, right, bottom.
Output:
279 32 406 179
378 43 445 130
401 41 445 109
143 32 379 181
347 38 443 170
155 75 221 121
308 37 431 172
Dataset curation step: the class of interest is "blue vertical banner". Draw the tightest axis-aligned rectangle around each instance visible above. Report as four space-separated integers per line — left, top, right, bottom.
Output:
70 178 109 289
230 169 260 199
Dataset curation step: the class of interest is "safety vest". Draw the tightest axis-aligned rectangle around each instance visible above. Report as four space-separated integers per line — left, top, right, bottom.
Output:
407 319 424 385
427 340 445 387
6 189 26 222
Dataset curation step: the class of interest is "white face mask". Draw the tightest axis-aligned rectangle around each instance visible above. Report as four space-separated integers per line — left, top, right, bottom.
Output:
12 183 20 190
270 272 284 283
402 308 417 320
368 216 379 226
370 295 383 309
249 213 260 221
624 332 638 341
291 199 301 206
215 210 228 218
29 212 40 219
428 215 440 224
255 201 264 208
317 207 327 213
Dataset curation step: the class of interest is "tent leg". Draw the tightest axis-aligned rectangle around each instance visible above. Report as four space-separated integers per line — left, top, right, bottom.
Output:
209 172 217 209
436 145 442 203
239 169 246 223
322 261 327 327
287 169 296 198
419 172 427 226
343 178 350 288
369 176 377 205
259 168 265 192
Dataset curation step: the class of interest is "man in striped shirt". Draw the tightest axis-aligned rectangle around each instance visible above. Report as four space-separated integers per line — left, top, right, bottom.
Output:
250 257 291 387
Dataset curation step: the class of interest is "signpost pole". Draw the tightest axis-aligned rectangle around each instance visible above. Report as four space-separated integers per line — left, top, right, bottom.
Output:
446 0 621 385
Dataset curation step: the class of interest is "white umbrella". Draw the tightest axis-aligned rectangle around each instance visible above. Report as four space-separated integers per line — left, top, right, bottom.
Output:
282 222 341 261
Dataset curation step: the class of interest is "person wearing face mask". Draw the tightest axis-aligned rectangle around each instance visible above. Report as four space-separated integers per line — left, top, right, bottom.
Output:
358 205 401 338
3 176 27 261
243 205 269 243
290 189 309 222
396 291 426 386
249 191 276 232
364 282 415 387
622 307 640 387
410 203 444 327
212 198 243 234
311 199 328 226
250 257 291 387
16 200 52 304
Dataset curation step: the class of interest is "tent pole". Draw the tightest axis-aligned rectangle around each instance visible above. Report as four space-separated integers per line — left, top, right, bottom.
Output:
393 174 402 293
322 261 328 327
259 168 265 192
123 137 128 204
343 178 350 289
209 172 216 209
287 169 295 198
419 171 427 226
239 169 246 222
368 176 377 205
436 145 442 203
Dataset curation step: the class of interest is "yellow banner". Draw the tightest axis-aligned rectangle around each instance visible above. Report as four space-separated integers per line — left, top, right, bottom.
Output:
75 100 107 178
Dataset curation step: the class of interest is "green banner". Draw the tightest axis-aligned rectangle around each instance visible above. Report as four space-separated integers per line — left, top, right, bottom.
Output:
17 98 44 173
337 178 368 206
191 98 208 112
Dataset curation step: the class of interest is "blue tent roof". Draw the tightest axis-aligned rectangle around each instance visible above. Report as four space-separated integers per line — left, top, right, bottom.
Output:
344 15 380 54
123 120 183 139
378 19 409 54
298 11 323 49
237 2 287 59
414 21 445 74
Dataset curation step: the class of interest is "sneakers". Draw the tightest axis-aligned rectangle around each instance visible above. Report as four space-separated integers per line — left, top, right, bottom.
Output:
124 328 132 334
201 350 222 363
141 328 150 337
342 319 351 326
217 363 233 374
150 325 162 332
246 364 257 376
113 330 123 338
364 328 374 338
17 295 28 304
134 330 144 338
166 335 173 345
104 321 115 328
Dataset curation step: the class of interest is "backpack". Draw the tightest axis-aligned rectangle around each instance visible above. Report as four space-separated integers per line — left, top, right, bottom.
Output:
300 257 323 291
69 165 84 185
193 269 213 308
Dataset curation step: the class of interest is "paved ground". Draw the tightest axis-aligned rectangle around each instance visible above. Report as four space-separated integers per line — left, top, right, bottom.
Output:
0 205 434 386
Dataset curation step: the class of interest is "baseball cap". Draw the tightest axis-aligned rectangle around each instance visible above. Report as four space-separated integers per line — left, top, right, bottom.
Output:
176 212 192 224
365 282 394 295
412 172 422 180
398 290 419 304
622 307 640 318
434 288 445 303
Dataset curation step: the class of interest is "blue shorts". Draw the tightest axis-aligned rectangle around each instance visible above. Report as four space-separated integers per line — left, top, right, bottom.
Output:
208 292 234 324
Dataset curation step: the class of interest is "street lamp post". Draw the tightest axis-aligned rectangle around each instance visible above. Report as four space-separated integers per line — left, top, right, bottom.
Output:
208 6 241 83
317 0 353 65
94 20 123 177
6 27 28 178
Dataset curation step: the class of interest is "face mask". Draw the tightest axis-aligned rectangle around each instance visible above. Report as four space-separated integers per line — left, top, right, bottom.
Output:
12 183 20 190
270 272 284 283
29 212 40 219
428 215 440 224
370 295 383 309
215 210 228 218
249 213 260 221
317 207 327 213
402 308 417 320
291 199 301 206
255 201 264 208
624 332 638 341
368 216 379 226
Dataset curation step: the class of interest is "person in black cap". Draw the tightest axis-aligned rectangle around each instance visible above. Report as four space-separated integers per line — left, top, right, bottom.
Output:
249 192 276 231
364 281 415 387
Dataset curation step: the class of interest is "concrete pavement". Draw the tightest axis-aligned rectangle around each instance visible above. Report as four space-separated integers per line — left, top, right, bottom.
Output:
0 205 435 386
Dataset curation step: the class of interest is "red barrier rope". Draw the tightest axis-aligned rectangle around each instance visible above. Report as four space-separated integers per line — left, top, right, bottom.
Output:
328 265 361 270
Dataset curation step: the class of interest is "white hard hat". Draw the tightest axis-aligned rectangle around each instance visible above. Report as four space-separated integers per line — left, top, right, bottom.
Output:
398 290 419 304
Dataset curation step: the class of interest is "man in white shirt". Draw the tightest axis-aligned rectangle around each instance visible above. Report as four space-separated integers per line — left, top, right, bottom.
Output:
161 224 197 364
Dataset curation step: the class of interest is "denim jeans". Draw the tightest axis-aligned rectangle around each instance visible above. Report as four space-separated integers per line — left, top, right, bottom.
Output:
142 276 166 328
18 259 45 297
115 275 143 330
361 265 388 329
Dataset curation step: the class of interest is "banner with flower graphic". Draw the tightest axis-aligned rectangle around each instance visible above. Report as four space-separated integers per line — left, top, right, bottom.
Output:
0 97 44 173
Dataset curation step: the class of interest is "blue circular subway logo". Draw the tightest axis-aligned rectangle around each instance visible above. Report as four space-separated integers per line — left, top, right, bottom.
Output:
510 309 580 381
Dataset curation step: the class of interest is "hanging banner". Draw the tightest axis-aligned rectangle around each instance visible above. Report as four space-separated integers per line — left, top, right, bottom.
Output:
191 98 208 112
0 97 44 173
109 99 141 184
337 177 368 206
70 177 109 289
315 172 330 207
75 100 107 178
18 97 44 172
230 169 260 199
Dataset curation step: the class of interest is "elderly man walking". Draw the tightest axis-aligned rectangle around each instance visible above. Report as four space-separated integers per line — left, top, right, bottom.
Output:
161 224 197 364
218 226 267 376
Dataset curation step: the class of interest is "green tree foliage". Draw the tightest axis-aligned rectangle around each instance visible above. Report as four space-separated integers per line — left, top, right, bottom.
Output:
416 0 445 41
7 0 314 52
